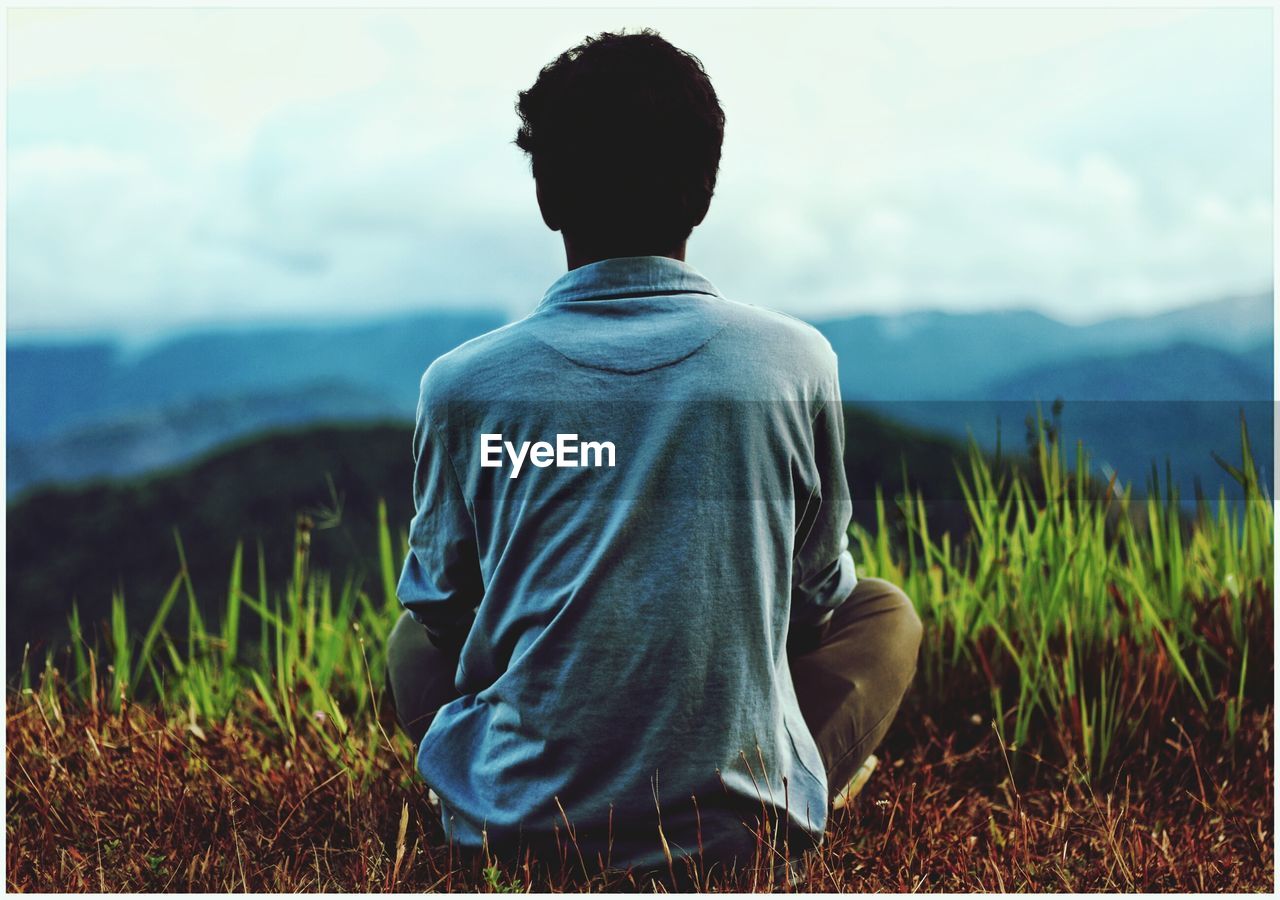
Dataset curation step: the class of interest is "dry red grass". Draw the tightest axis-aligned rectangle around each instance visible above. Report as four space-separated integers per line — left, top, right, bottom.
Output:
6 687 1272 892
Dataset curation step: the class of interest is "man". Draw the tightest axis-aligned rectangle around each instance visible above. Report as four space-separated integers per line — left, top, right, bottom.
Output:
386 29 922 885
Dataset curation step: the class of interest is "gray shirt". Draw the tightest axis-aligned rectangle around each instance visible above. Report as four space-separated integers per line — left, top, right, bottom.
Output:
397 254 856 875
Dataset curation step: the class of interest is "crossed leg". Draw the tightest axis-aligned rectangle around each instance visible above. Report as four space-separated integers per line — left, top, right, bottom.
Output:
788 576 923 801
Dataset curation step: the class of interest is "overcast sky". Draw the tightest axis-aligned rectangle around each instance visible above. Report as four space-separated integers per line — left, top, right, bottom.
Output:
6 6 1273 338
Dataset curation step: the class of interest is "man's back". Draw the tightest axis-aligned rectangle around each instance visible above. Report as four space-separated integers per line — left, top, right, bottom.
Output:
397 255 856 875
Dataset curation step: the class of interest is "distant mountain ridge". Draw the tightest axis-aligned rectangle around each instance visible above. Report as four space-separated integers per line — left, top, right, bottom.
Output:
7 382 405 491
5 292 1272 499
983 341 1272 401
7 310 506 442
811 292 1272 400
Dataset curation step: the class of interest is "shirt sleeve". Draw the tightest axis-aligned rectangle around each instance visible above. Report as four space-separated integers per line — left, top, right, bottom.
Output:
395 377 484 656
790 382 857 634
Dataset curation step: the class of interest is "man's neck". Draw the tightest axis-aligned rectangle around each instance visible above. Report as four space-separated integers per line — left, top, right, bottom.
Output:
563 236 688 271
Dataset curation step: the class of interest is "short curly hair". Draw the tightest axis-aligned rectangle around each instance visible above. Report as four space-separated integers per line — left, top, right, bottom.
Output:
515 29 725 254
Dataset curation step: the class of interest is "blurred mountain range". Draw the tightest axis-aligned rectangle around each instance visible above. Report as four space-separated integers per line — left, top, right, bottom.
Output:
814 292 1271 400
812 293 1272 497
5 292 1272 500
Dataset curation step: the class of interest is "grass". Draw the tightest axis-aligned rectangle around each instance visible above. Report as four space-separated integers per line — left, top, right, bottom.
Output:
6 415 1274 891
861 410 1272 783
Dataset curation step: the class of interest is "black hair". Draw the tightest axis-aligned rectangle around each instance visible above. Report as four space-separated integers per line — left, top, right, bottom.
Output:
515 29 725 254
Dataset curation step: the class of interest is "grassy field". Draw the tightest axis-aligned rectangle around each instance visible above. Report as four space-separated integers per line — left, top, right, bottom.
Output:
6 417 1273 891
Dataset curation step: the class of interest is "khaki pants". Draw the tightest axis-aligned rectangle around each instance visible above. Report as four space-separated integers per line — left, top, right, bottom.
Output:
386 576 921 804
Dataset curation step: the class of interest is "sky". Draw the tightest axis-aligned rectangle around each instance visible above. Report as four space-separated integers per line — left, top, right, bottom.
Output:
5 6 1274 338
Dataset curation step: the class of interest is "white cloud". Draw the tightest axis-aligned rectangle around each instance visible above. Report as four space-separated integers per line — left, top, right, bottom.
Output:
5 6 1272 334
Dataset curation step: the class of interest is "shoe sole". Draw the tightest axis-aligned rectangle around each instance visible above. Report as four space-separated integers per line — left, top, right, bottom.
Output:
831 753 878 811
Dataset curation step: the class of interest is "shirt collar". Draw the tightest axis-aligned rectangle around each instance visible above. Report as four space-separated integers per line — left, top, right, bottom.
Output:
536 255 722 309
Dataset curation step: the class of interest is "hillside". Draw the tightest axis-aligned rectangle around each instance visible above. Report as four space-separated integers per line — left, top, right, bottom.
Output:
5 406 970 666
6 423 416 667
